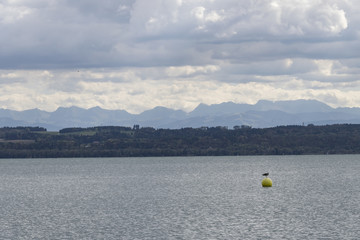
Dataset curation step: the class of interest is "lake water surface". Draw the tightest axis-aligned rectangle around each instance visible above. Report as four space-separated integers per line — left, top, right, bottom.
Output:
0 155 359 239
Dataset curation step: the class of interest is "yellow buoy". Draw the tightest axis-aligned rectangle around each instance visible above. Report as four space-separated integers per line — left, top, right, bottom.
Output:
262 177 272 187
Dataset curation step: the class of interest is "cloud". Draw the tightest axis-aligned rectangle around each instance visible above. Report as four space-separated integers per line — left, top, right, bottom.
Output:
0 2 31 24
1 0 351 68
2 64 360 113
1 0 360 112
165 65 220 77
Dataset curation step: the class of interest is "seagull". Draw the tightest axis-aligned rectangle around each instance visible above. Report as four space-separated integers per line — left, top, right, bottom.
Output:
262 172 269 177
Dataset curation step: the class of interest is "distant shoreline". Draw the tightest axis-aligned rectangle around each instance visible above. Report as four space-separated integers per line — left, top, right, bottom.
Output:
1 124 360 158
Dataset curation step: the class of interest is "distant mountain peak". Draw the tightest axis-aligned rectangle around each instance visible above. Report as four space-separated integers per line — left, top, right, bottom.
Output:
89 106 103 110
0 99 359 131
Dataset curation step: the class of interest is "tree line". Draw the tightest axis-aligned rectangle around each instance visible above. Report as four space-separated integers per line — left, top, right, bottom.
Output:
0 124 360 158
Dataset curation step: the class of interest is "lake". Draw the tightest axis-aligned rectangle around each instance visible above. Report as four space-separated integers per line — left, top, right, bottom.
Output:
0 155 359 239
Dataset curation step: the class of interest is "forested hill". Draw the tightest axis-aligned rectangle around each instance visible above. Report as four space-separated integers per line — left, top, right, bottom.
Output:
1 124 360 158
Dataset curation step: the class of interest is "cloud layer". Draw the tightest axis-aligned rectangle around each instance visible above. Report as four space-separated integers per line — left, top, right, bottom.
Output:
1 0 360 112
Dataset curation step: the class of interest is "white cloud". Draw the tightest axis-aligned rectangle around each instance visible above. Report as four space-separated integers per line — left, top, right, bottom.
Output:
266 0 348 36
165 65 220 77
191 6 205 21
0 2 31 24
314 60 334 76
2 62 360 113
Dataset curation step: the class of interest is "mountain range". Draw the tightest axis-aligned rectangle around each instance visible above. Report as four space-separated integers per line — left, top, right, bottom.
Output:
2 99 360 131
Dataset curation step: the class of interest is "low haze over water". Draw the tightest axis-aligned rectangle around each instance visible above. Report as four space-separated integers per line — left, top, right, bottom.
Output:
0 155 359 239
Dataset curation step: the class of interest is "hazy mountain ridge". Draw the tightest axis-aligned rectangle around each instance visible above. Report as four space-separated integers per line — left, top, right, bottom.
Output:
1 99 360 131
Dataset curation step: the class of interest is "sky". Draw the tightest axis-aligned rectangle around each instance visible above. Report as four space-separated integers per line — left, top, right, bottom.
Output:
1 0 360 113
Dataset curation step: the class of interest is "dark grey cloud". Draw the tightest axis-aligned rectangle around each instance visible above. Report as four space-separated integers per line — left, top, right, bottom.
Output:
0 0 354 69
0 0 129 68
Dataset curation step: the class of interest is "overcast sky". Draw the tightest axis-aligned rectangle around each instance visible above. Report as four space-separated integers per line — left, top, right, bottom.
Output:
1 0 360 113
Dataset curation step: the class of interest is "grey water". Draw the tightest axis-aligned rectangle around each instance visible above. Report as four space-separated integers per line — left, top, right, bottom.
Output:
0 155 359 239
